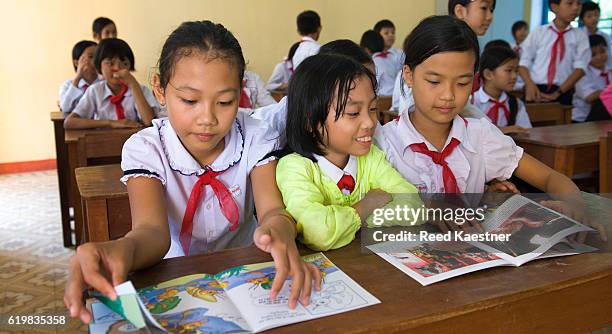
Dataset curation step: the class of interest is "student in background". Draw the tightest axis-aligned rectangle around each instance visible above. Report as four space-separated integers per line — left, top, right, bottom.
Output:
59 40 100 113
92 17 117 42
484 39 511 51
519 0 590 105
579 1 611 57
373 19 404 75
360 30 395 96
64 38 159 129
240 70 276 109
511 20 529 91
448 0 495 36
474 46 532 134
252 39 374 146
266 42 300 91
573 34 611 122
64 21 320 324
277 54 421 251
292 10 322 69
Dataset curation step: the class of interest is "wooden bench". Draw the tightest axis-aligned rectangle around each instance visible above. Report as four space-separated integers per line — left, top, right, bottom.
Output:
75 164 131 243
525 102 572 127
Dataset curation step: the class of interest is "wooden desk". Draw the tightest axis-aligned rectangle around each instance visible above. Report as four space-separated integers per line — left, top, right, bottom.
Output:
65 127 140 245
270 89 287 102
50 112 73 246
515 121 612 178
130 213 612 333
525 103 572 127
75 164 130 243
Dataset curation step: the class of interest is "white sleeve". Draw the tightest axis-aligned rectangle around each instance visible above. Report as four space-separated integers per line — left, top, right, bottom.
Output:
391 71 402 111
253 73 276 107
481 120 524 181
240 115 281 171
59 80 84 113
250 96 288 138
573 30 592 71
519 29 537 69
120 131 166 185
574 73 598 100
72 87 96 119
138 85 162 117
266 63 286 91
515 100 532 128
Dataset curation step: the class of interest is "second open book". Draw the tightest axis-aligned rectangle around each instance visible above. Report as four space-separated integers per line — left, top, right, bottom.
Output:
367 194 598 286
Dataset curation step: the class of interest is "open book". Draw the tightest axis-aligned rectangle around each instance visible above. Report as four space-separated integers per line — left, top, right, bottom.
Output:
88 253 379 333
367 194 598 286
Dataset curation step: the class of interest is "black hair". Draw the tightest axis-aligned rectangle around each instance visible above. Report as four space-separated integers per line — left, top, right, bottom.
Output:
157 20 245 89
511 20 528 36
484 39 511 52
320 39 373 65
548 0 560 6
403 16 480 73
297 10 321 36
580 1 601 20
590 34 608 48
94 38 135 73
287 42 300 61
92 17 115 35
479 46 518 79
360 30 384 54
71 40 97 71
373 19 395 33
448 0 496 16
479 46 520 125
285 54 377 161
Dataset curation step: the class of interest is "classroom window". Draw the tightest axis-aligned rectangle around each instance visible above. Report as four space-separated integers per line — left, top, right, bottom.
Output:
541 0 612 34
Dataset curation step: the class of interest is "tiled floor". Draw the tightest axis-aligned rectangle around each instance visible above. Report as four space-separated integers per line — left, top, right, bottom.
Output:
0 171 87 333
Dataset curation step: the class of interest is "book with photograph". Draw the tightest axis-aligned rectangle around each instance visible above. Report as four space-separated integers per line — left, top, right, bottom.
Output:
367 194 598 286
88 253 379 333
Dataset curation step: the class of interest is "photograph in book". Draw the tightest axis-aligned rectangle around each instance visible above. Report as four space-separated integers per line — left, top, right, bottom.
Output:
88 253 380 333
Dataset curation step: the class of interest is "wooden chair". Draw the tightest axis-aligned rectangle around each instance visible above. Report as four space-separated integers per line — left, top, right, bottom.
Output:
600 131 612 193
525 103 572 127
74 130 135 244
75 164 131 242
377 96 393 124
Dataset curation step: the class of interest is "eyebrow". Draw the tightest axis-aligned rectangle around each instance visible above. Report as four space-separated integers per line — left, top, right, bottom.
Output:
424 71 474 78
171 84 237 94
346 96 377 106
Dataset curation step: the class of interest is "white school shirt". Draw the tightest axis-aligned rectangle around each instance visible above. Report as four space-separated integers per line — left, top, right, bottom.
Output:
243 71 276 108
372 52 397 96
120 112 280 258
573 65 612 122
374 109 523 193
387 47 405 75
473 87 532 128
292 36 321 69
519 23 591 86
391 70 413 112
251 96 288 147
266 60 293 91
72 81 161 121
313 154 358 196
59 77 102 113
580 27 612 67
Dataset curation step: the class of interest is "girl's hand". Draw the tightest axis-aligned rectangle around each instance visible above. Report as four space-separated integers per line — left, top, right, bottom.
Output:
539 200 608 243
539 90 560 102
500 125 529 135
524 83 541 102
485 179 519 193
253 217 322 309
113 69 137 87
111 119 140 129
64 239 135 324
354 189 393 223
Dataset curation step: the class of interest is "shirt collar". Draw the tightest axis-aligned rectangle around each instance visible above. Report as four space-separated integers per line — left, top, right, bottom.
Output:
547 22 573 33
397 108 476 154
313 153 357 184
300 36 316 43
102 82 133 100
476 87 508 104
159 118 244 176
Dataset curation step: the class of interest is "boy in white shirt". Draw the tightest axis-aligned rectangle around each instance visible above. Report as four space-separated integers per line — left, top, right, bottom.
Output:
573 34 611 122
59 40 101 113
579 0 611 67
373 19 404 76
360 30 395 96
519 0 591 105
292 10 322 69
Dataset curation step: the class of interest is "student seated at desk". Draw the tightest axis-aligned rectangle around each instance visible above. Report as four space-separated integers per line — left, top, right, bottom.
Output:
63 38 160 130
64 21 320 324
373 19 404 76
573 35 612 122
473 46 532 134
266 42 299 91
59 40 101 113
92 17 117 42
360 30 395 96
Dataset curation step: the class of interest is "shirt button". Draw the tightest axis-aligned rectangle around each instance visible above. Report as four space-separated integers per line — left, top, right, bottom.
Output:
206 204 212 210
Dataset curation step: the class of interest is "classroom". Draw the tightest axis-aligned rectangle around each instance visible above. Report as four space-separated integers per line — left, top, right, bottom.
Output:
1 0 611 333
